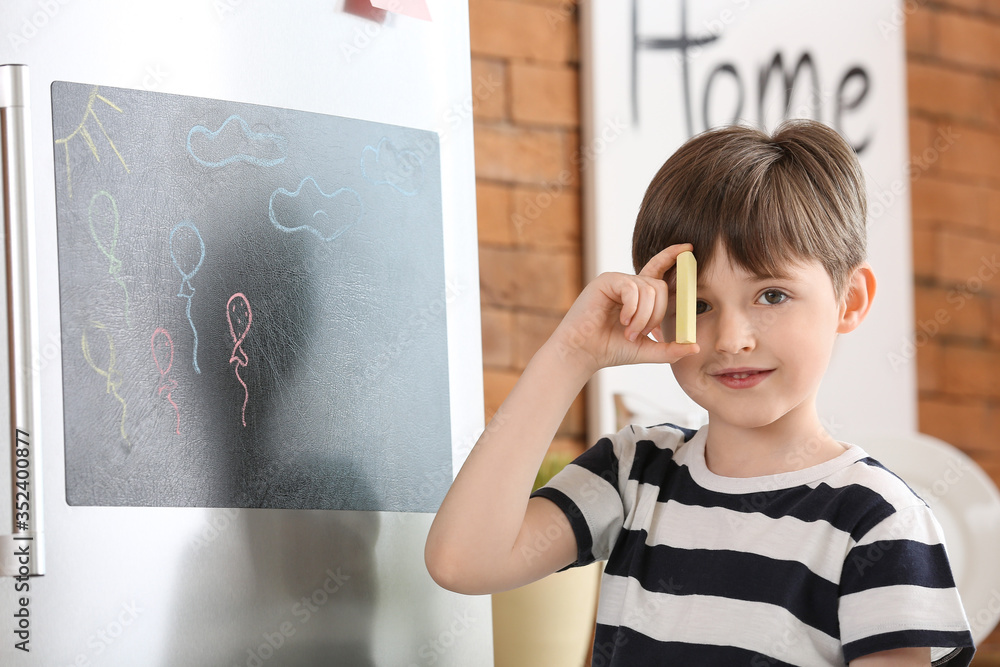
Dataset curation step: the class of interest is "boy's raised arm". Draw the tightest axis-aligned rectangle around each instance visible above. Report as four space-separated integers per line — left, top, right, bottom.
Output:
425 244 698 595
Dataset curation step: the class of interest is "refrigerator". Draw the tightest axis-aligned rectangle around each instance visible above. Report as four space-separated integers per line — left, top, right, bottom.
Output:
0 1 491 665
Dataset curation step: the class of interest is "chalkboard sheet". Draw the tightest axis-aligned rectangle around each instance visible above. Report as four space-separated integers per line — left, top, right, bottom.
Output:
51 81 452 512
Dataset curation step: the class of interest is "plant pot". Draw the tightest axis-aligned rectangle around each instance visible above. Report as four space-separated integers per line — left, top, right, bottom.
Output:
492 562 603 666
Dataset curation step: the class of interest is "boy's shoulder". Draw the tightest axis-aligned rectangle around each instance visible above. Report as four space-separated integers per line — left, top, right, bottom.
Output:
817 449 935 541
611 422 697 451
821 449 928 512
605 422 698 468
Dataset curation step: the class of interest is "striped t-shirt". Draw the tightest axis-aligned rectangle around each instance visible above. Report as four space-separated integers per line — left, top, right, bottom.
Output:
532 423 975 666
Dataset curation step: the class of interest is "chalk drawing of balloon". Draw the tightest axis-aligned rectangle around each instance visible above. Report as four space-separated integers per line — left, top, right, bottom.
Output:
88 191 131 327
170 221 205 373
81 320 129 448
227 292 253 427
151 327 180 435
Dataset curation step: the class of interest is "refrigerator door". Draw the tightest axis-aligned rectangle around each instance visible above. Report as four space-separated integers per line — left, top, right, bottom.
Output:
0 2 489 666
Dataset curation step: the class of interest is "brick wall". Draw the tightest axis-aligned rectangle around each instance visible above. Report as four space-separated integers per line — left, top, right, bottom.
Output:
470 0 587 459
907 2 1000 662
469 0 1000 662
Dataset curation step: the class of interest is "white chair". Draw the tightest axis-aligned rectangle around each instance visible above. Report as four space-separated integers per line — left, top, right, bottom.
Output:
849 430 1000 646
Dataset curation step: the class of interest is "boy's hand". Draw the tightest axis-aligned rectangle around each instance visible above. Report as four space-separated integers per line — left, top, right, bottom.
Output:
548 243 700 374
427 244 699 595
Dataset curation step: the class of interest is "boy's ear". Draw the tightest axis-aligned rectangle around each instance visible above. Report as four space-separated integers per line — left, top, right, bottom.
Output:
837 263 876 334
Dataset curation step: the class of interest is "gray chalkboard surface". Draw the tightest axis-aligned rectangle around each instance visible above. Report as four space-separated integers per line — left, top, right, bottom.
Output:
52 81 452 511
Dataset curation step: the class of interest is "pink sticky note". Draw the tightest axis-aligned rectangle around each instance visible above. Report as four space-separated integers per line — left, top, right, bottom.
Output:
370 0 431 21
344 0 387 22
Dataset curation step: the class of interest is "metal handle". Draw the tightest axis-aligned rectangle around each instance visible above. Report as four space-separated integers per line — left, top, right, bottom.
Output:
0 64 44 577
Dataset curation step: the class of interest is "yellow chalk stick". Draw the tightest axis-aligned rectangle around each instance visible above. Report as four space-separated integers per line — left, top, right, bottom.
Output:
675 251 697 344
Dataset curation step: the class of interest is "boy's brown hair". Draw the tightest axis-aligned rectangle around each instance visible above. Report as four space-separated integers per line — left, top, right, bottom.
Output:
631 119 867 301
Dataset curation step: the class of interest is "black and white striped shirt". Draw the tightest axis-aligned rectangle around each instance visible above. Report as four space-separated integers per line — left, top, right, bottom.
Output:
532 423 975 666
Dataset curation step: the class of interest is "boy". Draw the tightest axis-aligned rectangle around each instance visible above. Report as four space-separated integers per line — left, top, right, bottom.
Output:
425 120 975 665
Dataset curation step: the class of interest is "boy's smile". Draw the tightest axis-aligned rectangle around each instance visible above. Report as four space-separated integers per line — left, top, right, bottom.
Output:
710 367 774 389
661 244 871 474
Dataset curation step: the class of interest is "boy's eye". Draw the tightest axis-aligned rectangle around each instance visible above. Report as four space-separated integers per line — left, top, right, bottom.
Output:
757 289 788 305
695 300 710 315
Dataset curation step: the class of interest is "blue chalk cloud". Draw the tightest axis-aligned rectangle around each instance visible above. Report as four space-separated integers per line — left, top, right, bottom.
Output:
361 137 423 196
269 177 362 242
187 114 287 168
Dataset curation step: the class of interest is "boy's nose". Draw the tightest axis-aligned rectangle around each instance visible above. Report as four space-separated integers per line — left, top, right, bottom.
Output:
714 310 757 354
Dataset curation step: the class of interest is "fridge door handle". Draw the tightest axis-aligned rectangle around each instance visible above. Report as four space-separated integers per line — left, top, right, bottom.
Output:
0 64 44 577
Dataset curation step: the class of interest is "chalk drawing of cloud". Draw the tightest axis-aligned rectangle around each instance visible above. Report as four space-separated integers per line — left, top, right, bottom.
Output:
269 177 362 242
187 114 287 168
361 137 423 196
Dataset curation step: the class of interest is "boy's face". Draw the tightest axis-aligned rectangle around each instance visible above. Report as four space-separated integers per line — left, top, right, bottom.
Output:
661 245 845 432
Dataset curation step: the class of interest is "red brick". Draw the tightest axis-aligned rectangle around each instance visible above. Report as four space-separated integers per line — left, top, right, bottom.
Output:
938 231 1000 289
937 0 984 11
918 396 992 451
547 434 585 461
478 246 581 311
980 629 1000 666
474 124 567 185
470 58 507 123
563 129 582 189
483 367 520 421
988 75 1000 128
976 648 1000 666
990 296 1000 346
988 188 1000 236
905 3 935 56
916 338 943 393
986 0 1000 18
935 10 1000 74
565 14 580 64
481 305 515 368
469 0 575 63
483 368 584 437
513 310 564 367
908 116 936 179
906 10 1000 654
936 123 1000 183
561 390 586 436
510 62 579 127
476 181 512 245
941 345 1000 398
908 62 992 125
915 285 989 339
911 225 937 279
910 177 987 229
520 0 577 5
511 184 581 249
964 447 1000 495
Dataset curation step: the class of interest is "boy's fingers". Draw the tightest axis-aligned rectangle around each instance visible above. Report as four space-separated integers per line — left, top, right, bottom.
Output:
653 276 674 334
618 278 639 326
636 340 700 364
638 243 694 280
636 278 669 340
626 282 657 341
